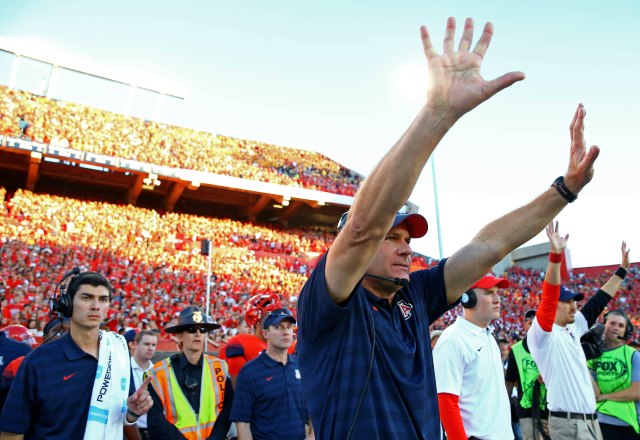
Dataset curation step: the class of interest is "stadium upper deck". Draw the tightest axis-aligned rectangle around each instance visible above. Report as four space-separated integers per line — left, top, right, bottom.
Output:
0 85 363 196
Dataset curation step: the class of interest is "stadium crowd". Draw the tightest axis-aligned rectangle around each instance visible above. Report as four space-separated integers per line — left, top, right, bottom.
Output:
433 264 640 344
1 187 636 349
0 85 363 196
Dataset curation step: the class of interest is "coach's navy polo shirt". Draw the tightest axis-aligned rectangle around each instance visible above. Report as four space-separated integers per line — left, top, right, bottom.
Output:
0 332 132 440
297 252 452 440
231 351 308 440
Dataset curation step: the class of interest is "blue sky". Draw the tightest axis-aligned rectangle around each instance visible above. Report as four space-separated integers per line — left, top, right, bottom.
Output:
0 0 638 268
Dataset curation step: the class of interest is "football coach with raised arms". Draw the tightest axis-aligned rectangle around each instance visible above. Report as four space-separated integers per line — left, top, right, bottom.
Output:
296 16 600 440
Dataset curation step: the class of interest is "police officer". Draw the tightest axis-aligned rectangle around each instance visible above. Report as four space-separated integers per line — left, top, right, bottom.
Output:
147 306 233 440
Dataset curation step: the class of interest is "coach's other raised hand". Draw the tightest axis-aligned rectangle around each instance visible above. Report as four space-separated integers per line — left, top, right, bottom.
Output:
563 104 600 195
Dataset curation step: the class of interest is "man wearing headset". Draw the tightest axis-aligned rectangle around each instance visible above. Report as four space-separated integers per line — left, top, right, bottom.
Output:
0 270 153 440
297 16 600 440
528 223 630 440
433 274 513 439
588 310 640 439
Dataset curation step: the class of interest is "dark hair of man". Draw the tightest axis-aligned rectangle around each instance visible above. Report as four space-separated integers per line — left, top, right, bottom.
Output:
135 329 158 344
604 309 629 324
67 272 114 300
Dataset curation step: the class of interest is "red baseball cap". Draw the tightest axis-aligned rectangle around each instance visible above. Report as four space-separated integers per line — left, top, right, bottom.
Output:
337 211 428 238
470 273 510 290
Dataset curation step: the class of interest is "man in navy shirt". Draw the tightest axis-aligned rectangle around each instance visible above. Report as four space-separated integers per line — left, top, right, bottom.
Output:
0 270 153 440
297 16 601 440
231 308 313 440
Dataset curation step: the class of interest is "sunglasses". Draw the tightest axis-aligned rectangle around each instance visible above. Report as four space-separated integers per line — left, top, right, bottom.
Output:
185 327 209 334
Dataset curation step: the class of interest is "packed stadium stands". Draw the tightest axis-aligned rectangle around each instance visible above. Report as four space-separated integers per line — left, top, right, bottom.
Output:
0 85 363 196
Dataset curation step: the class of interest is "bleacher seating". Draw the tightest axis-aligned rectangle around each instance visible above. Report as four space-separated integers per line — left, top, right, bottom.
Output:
0 85 363 196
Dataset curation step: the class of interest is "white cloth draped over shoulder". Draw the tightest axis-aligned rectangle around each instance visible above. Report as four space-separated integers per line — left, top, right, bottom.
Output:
84 330 131 440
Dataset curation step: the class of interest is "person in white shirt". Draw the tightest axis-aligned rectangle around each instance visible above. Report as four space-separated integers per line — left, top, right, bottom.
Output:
127 330 158 440
434 273 513 440
527 222 630 440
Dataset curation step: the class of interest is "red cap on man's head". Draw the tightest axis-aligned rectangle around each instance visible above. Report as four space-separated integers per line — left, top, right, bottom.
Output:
337 211 428 239
470 273 510 290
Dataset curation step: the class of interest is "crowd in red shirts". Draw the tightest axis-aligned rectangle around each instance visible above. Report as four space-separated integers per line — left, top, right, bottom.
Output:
0 189 332 336
432 263 640 343
0 85 363 196
0 187 636 345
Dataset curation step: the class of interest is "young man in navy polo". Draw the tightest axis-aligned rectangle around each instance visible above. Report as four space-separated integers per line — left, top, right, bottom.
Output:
0 270 153 440
231 308 313 440
296 17 600 440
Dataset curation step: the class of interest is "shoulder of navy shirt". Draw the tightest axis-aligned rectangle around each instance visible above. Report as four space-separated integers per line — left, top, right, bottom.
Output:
0 332 131 440
0 332 32 376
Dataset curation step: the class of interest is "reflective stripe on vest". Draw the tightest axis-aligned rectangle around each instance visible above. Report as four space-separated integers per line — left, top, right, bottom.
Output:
149 356 228 440
512 341 547 410
588 345 640 433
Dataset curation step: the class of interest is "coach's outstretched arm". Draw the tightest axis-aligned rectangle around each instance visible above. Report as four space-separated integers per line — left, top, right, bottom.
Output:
443 104 600 302
327 17 525 303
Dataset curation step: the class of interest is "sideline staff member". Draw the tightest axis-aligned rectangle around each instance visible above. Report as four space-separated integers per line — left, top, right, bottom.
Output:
506 310 549 440
231 308 314 440
434 274 513 439
589 310 640 439
147 306 233 440
297 15 600 440
528 223 630 440
128 330 159 440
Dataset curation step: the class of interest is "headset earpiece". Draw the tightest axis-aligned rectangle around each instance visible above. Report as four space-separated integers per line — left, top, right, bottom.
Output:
624 318 634 340
461 289 477 309
51 268 81 318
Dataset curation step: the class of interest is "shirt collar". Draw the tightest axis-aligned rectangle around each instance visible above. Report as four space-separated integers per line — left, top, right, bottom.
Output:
178 352 203 369
131 356 152 370
61 332 95 361
456 316 492 336
364 288 407 309
259 350 290 367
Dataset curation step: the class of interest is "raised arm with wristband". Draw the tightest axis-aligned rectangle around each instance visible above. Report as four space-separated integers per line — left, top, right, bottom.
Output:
528 223 630 440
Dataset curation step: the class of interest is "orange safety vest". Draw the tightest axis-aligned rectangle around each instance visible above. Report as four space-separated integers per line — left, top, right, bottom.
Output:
149 355 228 440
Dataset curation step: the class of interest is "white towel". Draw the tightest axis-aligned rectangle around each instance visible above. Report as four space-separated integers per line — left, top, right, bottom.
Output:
84 330 131 440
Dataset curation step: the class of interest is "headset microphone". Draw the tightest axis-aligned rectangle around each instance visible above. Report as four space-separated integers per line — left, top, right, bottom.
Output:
363 273 410 288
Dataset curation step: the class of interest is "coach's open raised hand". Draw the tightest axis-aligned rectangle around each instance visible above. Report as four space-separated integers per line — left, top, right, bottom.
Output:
563 104 600 195
421 17 525 119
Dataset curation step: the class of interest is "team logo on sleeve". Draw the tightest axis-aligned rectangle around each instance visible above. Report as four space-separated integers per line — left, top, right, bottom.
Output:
397 300 414 320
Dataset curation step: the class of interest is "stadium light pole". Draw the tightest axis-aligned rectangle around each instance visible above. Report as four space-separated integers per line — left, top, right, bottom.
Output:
431 155 444 260
201 239 213 353
205 247 212 317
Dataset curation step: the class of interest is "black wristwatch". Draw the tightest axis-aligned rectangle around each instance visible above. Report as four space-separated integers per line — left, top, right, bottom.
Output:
551 176 578 203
